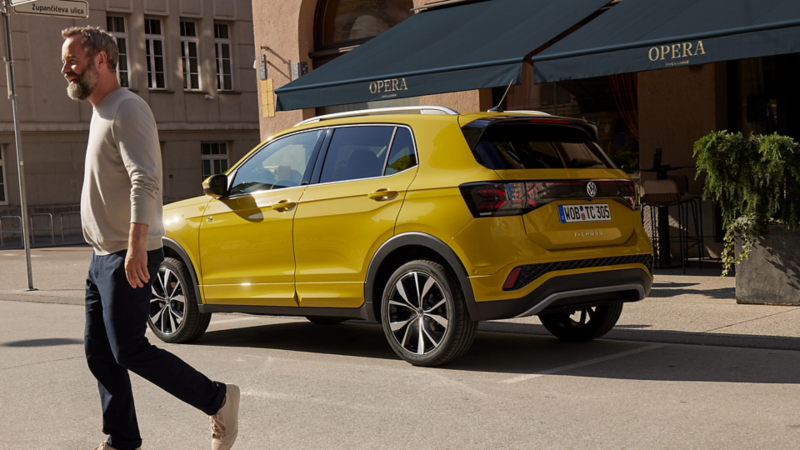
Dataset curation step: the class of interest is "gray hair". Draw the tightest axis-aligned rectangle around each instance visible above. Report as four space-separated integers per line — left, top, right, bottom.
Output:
62 26 119 72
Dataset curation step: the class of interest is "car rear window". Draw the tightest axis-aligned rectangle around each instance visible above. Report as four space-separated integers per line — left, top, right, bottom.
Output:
469 122 613 170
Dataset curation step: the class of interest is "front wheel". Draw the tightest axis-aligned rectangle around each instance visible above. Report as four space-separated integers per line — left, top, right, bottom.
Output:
539 303 623 342
380 260 477 367
148 257 211 343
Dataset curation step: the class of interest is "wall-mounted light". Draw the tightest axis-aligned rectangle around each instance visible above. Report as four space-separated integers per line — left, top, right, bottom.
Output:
259 49 268 81
291 61 308 81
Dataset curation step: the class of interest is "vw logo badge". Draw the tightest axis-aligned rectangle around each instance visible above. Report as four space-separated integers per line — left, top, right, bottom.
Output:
586 181 598 198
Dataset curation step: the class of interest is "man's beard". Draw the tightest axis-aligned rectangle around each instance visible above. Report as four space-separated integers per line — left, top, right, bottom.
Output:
65 61 98 101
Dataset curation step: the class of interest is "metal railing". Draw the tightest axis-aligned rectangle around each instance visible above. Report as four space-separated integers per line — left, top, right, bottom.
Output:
0 215 21 247
60 211 81 241
29 213 54 244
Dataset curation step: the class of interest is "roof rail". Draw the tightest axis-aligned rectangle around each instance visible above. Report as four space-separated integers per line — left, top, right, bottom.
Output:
497 110 552 116
295 106 460 127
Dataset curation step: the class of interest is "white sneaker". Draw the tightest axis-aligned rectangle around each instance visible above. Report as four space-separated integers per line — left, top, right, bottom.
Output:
209 384 240 450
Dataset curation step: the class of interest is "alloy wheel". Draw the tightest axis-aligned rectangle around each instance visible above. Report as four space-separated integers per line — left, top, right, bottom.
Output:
387 271 450 355
150 267 186 335
564 308 595 329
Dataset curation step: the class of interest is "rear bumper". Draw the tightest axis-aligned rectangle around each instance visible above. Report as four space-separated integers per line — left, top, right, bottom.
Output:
474 268 652 321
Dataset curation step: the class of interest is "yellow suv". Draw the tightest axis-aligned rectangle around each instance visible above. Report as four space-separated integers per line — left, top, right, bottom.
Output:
150 106 653 366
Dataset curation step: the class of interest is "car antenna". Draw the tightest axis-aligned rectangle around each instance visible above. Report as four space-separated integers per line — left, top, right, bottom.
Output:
488 79 514 113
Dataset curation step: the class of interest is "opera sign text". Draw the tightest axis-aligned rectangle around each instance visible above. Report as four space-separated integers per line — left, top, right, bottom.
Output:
369 78 409 95
648 40 706 66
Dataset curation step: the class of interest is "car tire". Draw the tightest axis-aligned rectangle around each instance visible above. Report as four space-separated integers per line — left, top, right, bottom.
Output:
148 257 211 343
306 316 347 325
380 260 478 367
539 302 623 342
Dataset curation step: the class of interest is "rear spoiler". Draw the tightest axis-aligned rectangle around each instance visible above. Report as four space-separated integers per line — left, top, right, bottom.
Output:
459 116 600 152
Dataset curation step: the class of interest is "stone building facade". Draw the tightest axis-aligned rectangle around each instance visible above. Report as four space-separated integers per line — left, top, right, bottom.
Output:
0 0 261 242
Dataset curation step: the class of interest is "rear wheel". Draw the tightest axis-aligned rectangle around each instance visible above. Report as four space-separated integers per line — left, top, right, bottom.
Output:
306 316 347 325
148 257 211 343
539 303 623 342
380 260 478 366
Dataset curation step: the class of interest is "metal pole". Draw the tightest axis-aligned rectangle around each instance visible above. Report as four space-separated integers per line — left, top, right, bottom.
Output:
3 0 35 291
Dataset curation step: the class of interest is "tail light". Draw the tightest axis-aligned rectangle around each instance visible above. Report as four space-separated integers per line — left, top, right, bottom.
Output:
459 179 639 218
596 179 640 211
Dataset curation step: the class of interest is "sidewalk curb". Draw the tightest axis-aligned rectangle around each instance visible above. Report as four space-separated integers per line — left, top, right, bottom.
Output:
0 239 89 250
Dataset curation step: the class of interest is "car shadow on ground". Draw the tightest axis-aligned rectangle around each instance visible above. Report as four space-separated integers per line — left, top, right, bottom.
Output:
195 320 800 384
1 338 83 347
649 281 736 299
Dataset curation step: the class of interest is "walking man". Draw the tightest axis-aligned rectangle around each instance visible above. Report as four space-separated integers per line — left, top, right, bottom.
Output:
61 26 240 450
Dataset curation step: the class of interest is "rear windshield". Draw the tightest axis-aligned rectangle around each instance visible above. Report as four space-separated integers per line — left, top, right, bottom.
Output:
469 123 613 170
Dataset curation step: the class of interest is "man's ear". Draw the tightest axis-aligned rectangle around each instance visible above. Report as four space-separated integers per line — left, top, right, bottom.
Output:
95 50 107 70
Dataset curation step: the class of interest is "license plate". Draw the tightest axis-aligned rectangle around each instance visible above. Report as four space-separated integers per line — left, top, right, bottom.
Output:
558 204 611 223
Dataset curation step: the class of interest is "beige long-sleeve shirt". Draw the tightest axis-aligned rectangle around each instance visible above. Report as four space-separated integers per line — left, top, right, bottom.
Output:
81 88 164 255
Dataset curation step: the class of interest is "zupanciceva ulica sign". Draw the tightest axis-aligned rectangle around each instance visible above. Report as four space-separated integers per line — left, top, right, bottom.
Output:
13 0 89 19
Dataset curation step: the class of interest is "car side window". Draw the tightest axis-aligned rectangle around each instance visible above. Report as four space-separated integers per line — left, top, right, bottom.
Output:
319 126 394 184
229 130 322 196
384 127 417 175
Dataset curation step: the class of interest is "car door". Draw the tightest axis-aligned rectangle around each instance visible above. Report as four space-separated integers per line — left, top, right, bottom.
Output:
198 129 324 306
293 125 419 308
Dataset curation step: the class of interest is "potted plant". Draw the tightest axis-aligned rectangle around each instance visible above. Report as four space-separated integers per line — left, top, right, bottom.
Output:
694 131 800 304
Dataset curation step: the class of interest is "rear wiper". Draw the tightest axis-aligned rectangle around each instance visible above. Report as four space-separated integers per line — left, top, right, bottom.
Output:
570 158 601 168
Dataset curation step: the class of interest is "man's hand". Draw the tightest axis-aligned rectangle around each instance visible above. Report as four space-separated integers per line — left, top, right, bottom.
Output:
125 222 150 289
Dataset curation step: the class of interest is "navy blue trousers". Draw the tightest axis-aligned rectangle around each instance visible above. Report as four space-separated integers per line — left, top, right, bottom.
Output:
84 249 225 450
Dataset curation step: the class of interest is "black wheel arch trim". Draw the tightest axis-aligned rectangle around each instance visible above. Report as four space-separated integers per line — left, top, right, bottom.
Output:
162 237 204 305
363 232 479 322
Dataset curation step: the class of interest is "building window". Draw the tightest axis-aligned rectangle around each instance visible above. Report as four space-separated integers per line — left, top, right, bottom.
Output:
106 16 130 88
214 23 233 91
144 18 166 89
180 20 200 91
0 146 7 204
312 0 413 66
201 142 229 180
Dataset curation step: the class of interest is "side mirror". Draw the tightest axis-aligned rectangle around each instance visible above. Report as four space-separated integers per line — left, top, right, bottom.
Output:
203 174 228 198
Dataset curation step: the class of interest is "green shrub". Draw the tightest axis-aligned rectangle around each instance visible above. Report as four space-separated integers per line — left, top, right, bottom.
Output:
694 131 800 276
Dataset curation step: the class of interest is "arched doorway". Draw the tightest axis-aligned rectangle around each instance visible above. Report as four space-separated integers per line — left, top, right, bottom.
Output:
311 0 419 114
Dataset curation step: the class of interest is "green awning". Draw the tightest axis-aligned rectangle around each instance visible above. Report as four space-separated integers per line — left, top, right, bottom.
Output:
275 0 610 111
532 0 800 83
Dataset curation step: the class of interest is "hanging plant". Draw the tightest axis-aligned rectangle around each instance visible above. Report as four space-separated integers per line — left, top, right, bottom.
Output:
694 131 800 276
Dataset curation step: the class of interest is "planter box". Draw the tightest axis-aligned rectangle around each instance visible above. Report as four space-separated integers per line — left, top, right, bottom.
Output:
736 225 800 305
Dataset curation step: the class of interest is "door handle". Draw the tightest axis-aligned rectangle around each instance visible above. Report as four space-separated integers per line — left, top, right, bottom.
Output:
270 200 297 212
368 189 398 201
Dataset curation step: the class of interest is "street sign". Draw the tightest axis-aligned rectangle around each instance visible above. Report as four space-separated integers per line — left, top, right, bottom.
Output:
13 0 88 19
